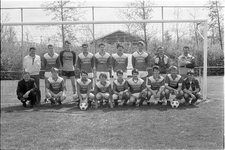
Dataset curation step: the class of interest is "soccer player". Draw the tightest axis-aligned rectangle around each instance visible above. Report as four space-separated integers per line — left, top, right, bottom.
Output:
146 66 165 105
73 71 95 107
59 40 76 94
111 44 128 78
178 46 195 77
132 41 150 82
16 72 39 108
112 69 130 106
127 68 147 106
76 44 94 80
95 43 111 80
94 73 113 108
153 46 170 77
164 66 184 105
42 44 60 102
46 68 66 105
23 47 41 103
182 69 202 105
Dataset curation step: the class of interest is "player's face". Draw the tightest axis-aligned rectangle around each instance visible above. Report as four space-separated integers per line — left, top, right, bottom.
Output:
81 73 88 81
183 48 189 56
138 44 144 51
29 49 36 57
65 43 71 51
100 45 105 51
158 48 164 55
187 73 194 80
117 74 123 80
117 47 123 53
83 46 88 52
153 69 160 76
132 73 138 78
171 69 177 76
48 46 54 53
23 74 30 82
51 71 58 78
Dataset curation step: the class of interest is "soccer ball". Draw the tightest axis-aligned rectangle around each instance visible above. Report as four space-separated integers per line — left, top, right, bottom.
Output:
79 100 88 110
171 100 179 108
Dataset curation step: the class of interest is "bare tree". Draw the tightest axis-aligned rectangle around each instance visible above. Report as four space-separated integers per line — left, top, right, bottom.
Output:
208 0 224 50
42 0 86 46
117 0 154 50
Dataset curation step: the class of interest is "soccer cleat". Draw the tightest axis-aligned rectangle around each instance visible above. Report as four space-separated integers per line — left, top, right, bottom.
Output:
162 100 167 106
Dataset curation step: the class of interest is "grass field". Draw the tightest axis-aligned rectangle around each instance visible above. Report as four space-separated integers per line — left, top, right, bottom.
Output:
1 76 224 149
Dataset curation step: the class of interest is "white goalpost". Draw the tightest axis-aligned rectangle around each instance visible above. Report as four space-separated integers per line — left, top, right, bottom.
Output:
1 19 208 100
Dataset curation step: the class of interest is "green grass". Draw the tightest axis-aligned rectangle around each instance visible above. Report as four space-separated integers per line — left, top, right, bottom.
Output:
1 76 224 149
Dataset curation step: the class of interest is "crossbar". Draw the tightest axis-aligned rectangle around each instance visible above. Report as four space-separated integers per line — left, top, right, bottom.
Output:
1 19 207 26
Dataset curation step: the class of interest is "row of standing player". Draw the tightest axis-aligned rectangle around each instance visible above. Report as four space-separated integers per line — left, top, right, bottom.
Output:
22 40 197 107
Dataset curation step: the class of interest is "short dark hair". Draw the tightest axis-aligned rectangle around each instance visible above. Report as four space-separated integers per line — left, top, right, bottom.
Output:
48 44 53 48
117 44 124 49
99 43 105 47
132 68 139 75
82 44 88 48
157 46 164 51
99 73 107 79
137 41 145 47
80 70 88 76
187 69 194 75
23 71 30 76
29 47 36 51
116 69 123 76
152 65 160 72
169 65 178 71
51 67 59 73
183 46 189 50
65 40 71 45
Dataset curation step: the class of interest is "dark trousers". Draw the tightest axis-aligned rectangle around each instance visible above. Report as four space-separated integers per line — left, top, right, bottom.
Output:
30 75 41 103
184 93 201 104
18 91 37 106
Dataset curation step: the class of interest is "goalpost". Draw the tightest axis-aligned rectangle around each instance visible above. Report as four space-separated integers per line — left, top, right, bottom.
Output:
1 19 208 100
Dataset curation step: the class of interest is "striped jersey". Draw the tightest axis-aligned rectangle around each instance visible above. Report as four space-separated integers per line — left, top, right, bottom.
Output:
95 52 111 72
154 55 170 74
148 75 164 90
127 78 146 93
132 51 149 71
113 79 128 92
95 81 111 93
42 52 60 72
47 76 64 94
77 78 92 94
165 74 183 89
111 53 128 72
77 52 94 73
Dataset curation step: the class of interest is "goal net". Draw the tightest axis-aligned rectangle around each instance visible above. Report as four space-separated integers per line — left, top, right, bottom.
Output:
1 19 208 100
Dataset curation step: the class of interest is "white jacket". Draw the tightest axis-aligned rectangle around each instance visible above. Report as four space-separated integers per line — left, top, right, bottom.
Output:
23 54 41 75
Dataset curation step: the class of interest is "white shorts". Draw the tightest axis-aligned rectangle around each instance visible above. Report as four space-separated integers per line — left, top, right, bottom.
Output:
112 71 127 79
96 72 110 80
131 93 140 99
138 71 148 78
45 72 52 78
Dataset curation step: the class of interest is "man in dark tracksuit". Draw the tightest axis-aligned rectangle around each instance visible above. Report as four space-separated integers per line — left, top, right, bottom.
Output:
16 72 39 107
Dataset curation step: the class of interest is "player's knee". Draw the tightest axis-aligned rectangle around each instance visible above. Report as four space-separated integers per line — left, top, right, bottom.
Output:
96 93 102 100
165 89 170 94
129 96 136 103
124 92 130 99
89 93 95 100
179 90 184 96
46 92 51 99
104 93 110 99
161 91 165 96
73 94 79 101
184 93 189 99
60 95 66 101
112 94 118 100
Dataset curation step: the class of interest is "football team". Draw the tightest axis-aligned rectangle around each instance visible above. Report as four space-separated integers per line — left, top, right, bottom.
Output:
17 40 202 109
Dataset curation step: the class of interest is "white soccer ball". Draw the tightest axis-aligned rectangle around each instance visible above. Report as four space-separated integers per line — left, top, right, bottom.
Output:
79 101 88 110
171 100 179 108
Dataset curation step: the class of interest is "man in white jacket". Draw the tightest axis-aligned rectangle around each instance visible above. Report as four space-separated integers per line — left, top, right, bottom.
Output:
23 47 41 104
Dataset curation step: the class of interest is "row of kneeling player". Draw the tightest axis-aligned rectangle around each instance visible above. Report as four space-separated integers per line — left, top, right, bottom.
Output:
72 65 202 110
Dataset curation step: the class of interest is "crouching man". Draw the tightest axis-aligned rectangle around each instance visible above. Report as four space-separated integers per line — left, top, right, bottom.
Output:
73 71 95 107
127 68 147 106
94 73 113 108
146 66 165 105
45 67 66 105
112 69 130 106
182 69 202 105
16 72 39 108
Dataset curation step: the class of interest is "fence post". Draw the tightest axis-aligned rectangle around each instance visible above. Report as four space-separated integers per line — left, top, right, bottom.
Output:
21 8 24 71
161 6 164 44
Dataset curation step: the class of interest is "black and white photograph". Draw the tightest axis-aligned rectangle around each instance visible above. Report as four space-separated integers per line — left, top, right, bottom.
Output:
1 0 224 149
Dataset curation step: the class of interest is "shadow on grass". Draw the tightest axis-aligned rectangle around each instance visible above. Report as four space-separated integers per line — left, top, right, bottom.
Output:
1 101 199 114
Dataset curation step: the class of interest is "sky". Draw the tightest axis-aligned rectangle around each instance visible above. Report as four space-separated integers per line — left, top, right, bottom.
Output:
1 0 221 46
